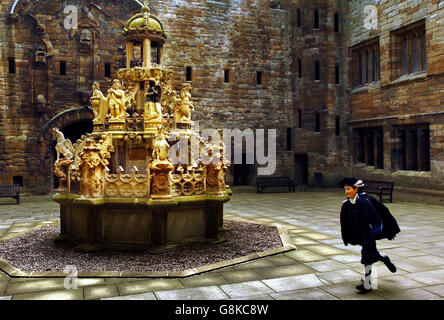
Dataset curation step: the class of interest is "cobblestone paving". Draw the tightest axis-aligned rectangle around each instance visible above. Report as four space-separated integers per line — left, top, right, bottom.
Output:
0 189 443 300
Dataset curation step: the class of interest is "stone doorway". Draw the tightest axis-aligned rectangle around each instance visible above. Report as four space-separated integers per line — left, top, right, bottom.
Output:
233 153 255 186
294 153 308 185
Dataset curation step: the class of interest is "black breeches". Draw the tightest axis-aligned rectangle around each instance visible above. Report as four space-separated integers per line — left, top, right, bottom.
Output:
360 236 383 265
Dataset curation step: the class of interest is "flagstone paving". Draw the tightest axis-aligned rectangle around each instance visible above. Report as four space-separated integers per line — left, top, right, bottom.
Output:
0 188 443 300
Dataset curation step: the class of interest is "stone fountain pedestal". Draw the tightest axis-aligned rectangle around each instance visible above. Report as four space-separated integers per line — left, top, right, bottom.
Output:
54 192 230 252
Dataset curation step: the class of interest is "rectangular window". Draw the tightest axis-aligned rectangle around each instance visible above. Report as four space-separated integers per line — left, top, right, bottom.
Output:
396 124 430 171
353 127 384 169
298 109 302 128
297 8 301 28
60 61 66 76
105 63 111 78
224 69 230 83
335 65 340 84
335 117 340 136
8 57 16 74
315 112 320 132
257 71 262 85
298 59 302 78
314 9 319 29
286 128 292 151
334 13 339 33
391 20 426 79
186 66 192 81
350 38 380 87
314 61 320 81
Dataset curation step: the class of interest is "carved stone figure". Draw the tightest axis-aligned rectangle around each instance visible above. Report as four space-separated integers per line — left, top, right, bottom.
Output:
130 46 143 68
35 46 46 63
150 126 174 198
54 158 74 193
90 81 108 124
78 138 108 198
52 128 74 161
144 79 162 121
79 28 93 53
108 79 126 120
161 79 178 117
175 83 194 123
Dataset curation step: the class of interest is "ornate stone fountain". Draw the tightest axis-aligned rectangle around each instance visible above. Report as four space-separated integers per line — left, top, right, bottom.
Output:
53 3 231 252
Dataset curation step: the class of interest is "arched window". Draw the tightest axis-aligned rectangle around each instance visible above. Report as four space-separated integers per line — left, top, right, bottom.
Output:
351 38 380 87
394 21 426 78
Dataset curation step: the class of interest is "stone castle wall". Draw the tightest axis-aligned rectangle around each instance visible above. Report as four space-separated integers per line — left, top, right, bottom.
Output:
0 0 292 193
0 0 443 194
346 0 444 190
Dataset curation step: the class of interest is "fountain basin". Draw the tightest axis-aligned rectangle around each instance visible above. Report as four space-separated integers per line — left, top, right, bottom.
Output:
54 192 230 252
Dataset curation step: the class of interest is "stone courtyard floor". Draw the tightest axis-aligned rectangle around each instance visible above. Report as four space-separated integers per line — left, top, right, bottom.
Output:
1 187 444 300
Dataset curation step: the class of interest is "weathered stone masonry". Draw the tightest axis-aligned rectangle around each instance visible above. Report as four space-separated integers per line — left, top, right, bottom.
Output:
0 0 443 194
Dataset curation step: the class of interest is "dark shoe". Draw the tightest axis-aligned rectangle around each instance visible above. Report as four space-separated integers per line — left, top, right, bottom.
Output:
356 280 372 294
381 255 397 273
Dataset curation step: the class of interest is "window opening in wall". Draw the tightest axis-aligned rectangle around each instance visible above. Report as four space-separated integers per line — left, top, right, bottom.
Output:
287 128 292 151
224 69 230 83
314 61 320 81
257 71 262 85
298 109 302 128
186 66 192 81
392 20 426 79
105 63 111 78
298 59 302 78
334 13 339 33
353 127 384 169
297 8 301 28
351 38 380 87
8 57 16 74
396 124 430 171
60 61 66 76
315 112 320 132
314 9 319 29
335 117 340 136
335 65 340 84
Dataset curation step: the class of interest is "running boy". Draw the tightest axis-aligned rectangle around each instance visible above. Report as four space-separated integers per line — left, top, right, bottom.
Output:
340 177 401 293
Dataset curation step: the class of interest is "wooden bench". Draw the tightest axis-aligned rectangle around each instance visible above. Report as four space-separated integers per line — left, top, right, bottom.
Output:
0 184 20 204
256 177 296 193
363 180 395 203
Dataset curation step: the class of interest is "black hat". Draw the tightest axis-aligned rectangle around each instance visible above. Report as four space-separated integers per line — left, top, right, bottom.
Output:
340 177 364 188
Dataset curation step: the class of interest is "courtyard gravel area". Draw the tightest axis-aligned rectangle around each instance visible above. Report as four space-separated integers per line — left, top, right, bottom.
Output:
0 221 282 272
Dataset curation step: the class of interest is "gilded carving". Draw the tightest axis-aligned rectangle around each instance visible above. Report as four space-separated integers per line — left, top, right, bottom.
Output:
90 81 108 124
108 79 126 120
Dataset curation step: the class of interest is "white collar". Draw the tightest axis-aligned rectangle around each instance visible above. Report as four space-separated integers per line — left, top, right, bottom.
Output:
349 194 359 205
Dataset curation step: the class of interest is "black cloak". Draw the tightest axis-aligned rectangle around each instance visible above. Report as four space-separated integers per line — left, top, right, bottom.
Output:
340 193 401 246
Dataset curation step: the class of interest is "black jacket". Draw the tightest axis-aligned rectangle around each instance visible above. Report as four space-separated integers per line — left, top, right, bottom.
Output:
340 193 401 246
